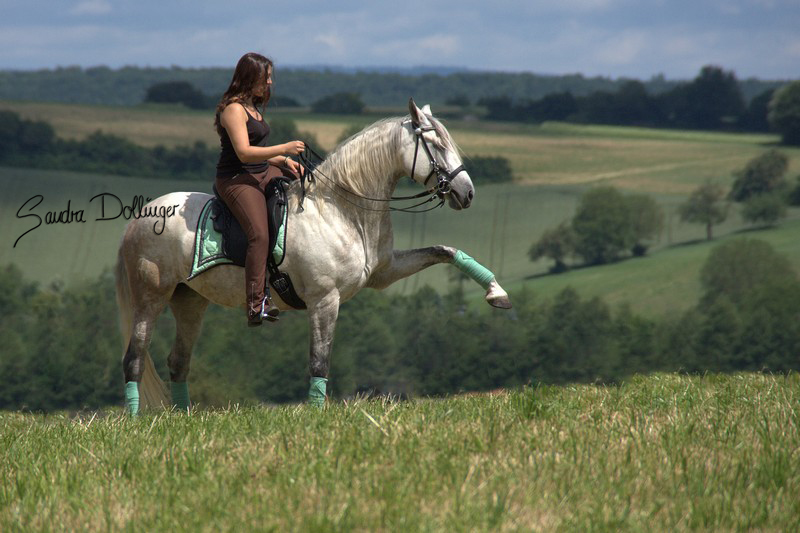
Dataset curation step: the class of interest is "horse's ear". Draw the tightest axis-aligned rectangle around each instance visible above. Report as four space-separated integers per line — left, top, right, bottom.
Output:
408 98 423 125
408 98 430 126
421 104 432 117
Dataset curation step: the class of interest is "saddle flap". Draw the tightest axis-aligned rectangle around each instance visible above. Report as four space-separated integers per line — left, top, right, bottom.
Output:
208 177 292 270
201 176 305 309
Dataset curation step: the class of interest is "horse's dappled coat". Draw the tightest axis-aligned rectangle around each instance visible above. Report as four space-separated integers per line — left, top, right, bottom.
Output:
116 100 511 414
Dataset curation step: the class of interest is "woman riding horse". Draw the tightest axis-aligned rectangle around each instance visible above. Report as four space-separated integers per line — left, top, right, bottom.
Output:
117 97 511 414
214 52 306 326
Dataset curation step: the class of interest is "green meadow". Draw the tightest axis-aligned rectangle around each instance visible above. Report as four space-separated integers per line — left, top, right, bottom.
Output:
2 374 798 531
2 100 800 317
3 102 800 532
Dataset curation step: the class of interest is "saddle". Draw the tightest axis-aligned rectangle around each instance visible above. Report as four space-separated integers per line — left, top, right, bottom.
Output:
196 176 306 309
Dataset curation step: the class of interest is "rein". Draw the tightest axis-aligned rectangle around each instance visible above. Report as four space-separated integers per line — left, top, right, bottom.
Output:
295 120 464 214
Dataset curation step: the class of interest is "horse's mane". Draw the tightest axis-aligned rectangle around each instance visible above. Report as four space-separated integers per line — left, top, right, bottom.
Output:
315 114 462 197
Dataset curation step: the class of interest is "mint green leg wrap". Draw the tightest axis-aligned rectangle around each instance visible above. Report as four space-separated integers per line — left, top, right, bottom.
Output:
453 250 496 289
125 381 139 416
171 381 190 411
309 377 328 408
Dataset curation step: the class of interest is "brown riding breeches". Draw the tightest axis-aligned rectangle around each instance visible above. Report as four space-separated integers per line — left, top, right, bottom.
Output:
215 164 290 314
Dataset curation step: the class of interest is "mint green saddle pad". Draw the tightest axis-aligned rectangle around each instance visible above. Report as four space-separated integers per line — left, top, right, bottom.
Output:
187 198 286 280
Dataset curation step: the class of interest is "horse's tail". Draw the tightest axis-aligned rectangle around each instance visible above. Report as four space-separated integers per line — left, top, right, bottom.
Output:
115 249 134 355
115 247 168 409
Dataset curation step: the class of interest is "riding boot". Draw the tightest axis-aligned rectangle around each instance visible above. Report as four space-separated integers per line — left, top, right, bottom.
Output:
247 286 280 327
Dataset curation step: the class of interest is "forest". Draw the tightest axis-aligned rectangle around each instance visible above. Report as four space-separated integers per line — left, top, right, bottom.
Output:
1 233 798 411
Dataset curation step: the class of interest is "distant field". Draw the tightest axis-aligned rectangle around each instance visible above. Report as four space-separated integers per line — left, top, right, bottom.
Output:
2 374 798 531
4 165 798 316
2 99 799 315
4 99 796 191
498 218 800 315
0 167 211 286
0 100 377 153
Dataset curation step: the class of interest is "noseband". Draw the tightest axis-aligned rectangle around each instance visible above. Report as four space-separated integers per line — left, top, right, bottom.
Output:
407 120 466 198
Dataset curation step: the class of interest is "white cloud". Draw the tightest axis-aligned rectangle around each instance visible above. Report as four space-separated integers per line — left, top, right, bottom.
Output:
70 0 112 16
715 2 743 16
369 34 460 63
592 30 648 66
786 38 800 58
313 33 348 59
1 1 798 78
417 35 460 56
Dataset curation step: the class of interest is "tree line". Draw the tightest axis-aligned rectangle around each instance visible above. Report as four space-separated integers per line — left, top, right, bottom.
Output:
0 64 785 109
0 110 513 184
140 67 800 144
531 150 800 272
481 67 800 143
1 234 797 412
0 109 317 180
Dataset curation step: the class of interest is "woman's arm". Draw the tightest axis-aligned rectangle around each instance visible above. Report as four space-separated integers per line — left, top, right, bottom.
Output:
220 103 305 163
269 154 305 177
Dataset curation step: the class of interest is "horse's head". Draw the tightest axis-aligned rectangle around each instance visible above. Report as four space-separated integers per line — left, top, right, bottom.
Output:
402 99 474 210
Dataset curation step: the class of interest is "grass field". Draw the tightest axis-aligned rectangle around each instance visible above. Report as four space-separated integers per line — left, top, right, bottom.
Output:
1 373 798 531
2 99 800 316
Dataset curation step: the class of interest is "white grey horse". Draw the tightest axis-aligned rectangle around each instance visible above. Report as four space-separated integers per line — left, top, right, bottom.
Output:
116 99 511 414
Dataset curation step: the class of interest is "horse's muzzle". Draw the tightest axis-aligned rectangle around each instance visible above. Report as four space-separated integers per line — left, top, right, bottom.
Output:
447 176 474 210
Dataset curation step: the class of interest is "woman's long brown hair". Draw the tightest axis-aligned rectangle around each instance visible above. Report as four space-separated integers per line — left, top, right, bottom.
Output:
214 52 273 136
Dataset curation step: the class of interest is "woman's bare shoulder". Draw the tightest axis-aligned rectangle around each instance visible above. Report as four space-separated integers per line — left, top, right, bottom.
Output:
221 101 247 116
220 102 247 127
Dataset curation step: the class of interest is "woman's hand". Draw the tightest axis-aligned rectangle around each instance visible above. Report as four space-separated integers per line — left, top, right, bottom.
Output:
284 140 305 155
285 157 305 177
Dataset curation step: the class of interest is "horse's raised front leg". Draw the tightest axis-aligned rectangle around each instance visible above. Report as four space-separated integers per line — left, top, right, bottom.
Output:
306 291 341 407
367 245 512 308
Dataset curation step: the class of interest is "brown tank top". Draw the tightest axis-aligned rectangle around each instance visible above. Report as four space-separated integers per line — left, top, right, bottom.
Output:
215 108 271 179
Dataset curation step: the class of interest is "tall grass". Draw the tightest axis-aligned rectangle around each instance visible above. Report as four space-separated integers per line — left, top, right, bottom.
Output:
1 373 798 531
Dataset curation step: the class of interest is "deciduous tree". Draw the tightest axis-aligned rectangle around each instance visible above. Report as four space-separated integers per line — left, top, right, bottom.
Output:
699 238 797 309
679 183 729 240
144 81 209 109
572 187 634 265
528 222 575 273
729 149 789 202
311 92 365 114
626 194 664 255
768 81 800 145
741 192 787 227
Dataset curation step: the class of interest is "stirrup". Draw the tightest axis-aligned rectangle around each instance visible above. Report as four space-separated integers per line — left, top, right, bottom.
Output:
262 297 280 322
247 297 280 327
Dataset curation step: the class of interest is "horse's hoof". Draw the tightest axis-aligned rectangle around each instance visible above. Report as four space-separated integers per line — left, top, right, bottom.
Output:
488 296 513 309
485 280 512 309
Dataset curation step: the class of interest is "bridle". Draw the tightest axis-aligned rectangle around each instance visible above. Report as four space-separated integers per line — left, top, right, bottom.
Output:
406 119 467 200
296 118 467 213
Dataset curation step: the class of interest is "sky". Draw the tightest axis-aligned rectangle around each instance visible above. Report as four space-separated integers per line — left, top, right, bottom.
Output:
1 0 799 80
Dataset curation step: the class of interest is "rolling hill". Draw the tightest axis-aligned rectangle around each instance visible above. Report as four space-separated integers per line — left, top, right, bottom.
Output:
1 99 798 316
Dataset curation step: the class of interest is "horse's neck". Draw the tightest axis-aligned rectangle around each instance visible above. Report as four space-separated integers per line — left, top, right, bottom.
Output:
316 121 402 204
296 121 400 260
